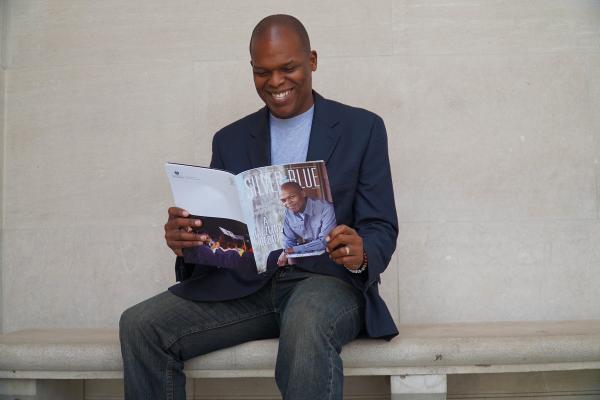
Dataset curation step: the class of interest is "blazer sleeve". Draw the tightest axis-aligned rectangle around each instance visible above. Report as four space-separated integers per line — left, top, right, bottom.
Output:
174 133 227 282
354 115 399 288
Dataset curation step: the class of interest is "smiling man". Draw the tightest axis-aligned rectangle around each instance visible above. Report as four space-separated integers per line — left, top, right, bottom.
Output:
277 181 336 266
120 14 398 400
250 18 316 119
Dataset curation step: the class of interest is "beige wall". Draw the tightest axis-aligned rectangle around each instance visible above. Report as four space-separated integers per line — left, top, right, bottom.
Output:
1 0 600 331
0 0 7 335
2 1 600 398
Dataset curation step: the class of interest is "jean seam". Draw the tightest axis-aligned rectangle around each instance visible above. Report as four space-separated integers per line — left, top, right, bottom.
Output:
325 303 364 400
165 357 173 400
164 309 275 350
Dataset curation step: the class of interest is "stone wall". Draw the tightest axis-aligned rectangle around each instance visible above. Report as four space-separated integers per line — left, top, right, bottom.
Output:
1 0 599 397
0 0 7 335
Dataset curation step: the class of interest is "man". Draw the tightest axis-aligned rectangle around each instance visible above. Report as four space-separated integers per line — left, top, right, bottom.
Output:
277 181 336 266
120 14 398 400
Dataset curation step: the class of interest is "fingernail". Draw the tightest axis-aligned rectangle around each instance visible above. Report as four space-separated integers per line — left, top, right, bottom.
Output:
182 211 189 217
194 220 201 226
326 236 330 242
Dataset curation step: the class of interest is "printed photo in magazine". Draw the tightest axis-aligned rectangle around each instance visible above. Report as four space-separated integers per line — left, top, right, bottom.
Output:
166 161 335 273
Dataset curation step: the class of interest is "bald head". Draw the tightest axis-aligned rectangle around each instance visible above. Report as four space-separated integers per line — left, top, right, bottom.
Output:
249 14 317 119
249 14 311 56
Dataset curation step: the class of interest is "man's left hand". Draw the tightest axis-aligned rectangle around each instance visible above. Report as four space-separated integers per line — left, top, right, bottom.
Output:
326 225 364 270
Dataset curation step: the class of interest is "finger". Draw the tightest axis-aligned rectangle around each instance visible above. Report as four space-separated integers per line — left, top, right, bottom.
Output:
165 217 203 231
326 224 354 242
329 245 348 259
326 233 358 252
167 240 204 249
168 207 190 219
329 243 362 259
166 230 205 242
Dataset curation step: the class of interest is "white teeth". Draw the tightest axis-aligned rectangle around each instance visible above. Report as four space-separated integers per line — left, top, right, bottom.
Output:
272 90 291 100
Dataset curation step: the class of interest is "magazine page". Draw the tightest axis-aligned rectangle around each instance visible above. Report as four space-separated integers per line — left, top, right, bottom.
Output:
165 163 254 272
235 161 336 272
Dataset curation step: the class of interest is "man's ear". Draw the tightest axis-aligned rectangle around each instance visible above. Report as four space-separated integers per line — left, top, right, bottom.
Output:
310 50 318 72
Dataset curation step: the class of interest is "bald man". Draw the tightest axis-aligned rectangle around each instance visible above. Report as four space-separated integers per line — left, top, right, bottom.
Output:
120 14 398 400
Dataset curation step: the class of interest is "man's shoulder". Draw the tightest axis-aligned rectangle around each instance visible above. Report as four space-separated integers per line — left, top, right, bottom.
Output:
213 107 266 143
315 94 383 124
307 196 334 211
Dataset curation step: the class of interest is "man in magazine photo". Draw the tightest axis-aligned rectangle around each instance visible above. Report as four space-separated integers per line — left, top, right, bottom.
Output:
120 14 398 400
277 181 336 266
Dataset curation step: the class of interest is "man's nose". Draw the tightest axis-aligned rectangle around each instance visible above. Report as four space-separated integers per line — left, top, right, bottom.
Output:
268 71 284 87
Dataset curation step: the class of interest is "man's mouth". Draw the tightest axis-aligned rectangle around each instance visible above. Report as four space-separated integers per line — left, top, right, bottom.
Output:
270 89 293 102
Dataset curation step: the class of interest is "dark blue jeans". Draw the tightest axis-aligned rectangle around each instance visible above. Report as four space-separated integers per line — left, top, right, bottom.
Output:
119 266 365 400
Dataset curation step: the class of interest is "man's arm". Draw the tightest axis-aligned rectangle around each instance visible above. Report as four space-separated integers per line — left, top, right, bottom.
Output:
289 201 336 254
327 115 398 283
352 115 398 284
282 211 299 250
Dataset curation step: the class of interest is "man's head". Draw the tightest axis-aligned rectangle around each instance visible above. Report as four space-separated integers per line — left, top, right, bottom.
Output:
249 15 317 119
280 181 307 213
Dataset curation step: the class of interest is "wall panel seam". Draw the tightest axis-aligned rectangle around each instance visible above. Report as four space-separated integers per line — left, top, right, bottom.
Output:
0 0 7 70
0 0 6 335
585 56 600 221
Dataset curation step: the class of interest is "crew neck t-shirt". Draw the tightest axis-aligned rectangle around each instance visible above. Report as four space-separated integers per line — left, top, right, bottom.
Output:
269 105 314 165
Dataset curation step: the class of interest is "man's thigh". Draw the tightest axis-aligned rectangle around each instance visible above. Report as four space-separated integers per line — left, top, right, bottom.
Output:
277 273 365 345
120 281 279 361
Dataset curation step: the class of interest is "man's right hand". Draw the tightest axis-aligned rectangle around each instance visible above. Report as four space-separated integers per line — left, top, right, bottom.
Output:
277 250 288 267
164 207 204 257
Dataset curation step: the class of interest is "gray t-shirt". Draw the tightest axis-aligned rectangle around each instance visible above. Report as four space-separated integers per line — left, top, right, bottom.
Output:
269 105 314 165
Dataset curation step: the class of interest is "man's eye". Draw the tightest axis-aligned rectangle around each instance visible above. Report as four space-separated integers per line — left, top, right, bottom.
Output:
254 71 268 77
283 67 295 73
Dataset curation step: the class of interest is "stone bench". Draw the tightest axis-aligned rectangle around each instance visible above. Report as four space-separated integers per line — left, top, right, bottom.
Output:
1 320 599 399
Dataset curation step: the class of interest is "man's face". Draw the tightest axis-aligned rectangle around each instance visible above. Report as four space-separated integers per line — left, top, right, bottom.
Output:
250 27 317 119
280 186 307 213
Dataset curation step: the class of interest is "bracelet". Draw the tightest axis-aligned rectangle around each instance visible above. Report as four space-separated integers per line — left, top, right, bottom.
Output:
347 251 368 274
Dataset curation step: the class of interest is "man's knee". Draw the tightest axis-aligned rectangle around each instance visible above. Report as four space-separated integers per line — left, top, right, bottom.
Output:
119 299 163 349
120 304 145 342
279 277 364 349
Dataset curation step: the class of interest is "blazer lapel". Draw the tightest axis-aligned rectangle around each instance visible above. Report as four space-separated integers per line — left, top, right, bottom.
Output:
306 92 341 163
248 107 271 168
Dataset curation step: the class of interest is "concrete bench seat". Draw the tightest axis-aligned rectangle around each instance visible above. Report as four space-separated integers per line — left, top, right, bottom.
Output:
1 320 599 398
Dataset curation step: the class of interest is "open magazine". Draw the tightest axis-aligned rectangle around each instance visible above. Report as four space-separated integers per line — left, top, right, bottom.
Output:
165 161 336 273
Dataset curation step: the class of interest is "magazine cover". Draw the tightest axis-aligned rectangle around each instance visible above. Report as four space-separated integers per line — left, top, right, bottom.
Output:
236 161 334 270
166 161 335 273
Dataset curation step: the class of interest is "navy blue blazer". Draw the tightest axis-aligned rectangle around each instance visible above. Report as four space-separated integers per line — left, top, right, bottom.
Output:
169 92 399 340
